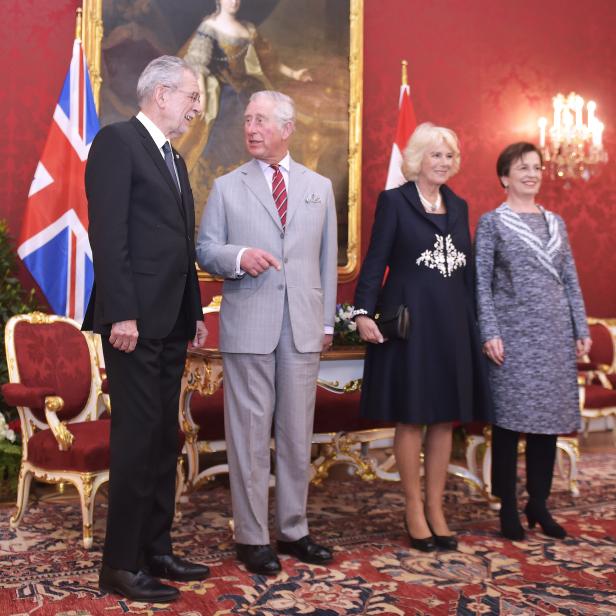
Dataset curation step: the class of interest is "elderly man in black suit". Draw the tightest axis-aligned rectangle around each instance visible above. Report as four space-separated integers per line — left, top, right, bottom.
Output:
83 55 209 603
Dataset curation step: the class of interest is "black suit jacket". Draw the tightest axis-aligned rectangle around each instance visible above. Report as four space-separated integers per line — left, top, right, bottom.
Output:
83 116 202 338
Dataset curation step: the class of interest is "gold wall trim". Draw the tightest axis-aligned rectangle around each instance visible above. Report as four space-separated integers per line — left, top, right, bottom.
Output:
81 0 362 282
81 0 103 112
339 0 363 283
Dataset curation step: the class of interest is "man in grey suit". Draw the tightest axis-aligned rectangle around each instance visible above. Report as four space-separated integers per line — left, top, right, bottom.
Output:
197 90 337 575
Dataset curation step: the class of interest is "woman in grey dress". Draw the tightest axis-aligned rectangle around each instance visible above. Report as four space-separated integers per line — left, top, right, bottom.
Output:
475 142 591 541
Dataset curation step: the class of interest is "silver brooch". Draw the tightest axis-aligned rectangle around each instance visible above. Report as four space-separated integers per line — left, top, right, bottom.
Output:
305 193 321 204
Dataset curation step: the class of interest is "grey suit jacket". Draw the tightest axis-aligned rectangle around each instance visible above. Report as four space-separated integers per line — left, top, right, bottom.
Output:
197 157 338 354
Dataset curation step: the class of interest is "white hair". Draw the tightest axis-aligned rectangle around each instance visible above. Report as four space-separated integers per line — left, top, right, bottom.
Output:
249 90 296 128
136 55 197 105
402 122 461 181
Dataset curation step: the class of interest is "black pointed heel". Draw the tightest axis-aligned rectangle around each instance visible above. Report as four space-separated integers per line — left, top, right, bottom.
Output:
524 501 567 539
426 522 458 550
403 515 437 553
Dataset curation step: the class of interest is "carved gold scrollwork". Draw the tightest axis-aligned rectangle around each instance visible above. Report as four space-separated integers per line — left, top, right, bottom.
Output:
311 433 377 485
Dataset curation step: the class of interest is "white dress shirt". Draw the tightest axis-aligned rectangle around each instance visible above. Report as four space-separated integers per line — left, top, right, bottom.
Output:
136 111 181 191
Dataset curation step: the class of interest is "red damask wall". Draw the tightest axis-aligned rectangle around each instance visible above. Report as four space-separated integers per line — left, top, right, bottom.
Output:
358 0 616 316
1 0 615 314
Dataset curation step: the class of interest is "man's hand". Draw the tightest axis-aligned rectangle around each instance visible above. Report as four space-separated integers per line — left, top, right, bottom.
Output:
322 333 334 352
356 316 384 344
190 320 208 349
240 248 281 277
109 319 139 353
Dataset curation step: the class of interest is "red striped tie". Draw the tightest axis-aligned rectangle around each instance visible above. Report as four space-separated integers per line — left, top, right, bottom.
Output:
270 164 287 228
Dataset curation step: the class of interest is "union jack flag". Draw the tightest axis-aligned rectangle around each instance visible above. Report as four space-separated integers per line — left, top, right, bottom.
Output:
18 39 99 323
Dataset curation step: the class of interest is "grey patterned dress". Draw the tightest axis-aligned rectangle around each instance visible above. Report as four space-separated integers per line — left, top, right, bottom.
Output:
474 204 589 434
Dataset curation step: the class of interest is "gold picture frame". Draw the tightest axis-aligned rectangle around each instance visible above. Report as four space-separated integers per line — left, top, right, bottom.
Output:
82 0 362 282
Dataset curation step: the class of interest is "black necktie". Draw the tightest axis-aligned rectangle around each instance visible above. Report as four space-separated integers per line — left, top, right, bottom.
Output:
162 141 181 194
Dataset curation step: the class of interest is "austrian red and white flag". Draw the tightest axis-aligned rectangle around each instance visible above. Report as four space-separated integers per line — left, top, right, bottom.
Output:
18 39 99 323
384 81 417 189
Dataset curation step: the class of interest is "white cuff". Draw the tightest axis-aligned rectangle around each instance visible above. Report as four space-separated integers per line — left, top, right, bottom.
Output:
235 247 249 277
351 308 369 319
324 325 334 335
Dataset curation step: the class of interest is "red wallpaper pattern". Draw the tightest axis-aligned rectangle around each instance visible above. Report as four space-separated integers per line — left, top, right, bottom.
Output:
1 0 614 314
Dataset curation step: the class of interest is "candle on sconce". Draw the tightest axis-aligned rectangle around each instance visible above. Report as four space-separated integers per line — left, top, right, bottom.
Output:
553 94 564 135
592 121 604 148
574 95 584 129
587 100 596 130
538 117 547 148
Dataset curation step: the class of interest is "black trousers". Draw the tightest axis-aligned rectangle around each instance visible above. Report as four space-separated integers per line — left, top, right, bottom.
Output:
491 425 557 505
101 313 189 571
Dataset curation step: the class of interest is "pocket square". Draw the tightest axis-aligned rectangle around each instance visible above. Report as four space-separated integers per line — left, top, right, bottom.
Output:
305 193 322 204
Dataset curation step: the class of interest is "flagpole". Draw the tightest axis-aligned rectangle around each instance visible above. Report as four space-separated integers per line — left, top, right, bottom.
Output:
75 7 83 41
401 60 408 87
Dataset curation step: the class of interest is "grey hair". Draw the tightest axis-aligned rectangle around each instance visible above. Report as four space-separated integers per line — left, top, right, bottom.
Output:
402 122 461 181
248 90 296 128
136 55 197 105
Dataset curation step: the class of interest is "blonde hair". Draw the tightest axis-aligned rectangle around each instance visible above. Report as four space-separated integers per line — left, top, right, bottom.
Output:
401 122 461 182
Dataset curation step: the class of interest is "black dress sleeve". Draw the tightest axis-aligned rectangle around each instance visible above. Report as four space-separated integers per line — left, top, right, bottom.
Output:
353 190 398 316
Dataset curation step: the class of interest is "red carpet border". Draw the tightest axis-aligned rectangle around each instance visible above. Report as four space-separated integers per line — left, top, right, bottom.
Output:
1 452 615 615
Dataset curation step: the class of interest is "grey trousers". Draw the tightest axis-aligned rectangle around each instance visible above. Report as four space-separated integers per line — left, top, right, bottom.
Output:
222 302 320 545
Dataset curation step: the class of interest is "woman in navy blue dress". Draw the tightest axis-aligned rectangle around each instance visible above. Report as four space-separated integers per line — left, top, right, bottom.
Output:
354 123 491 551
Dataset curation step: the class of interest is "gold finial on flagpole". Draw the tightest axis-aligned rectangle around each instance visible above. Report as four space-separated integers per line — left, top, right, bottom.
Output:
75 7 83 41
401 60 408 87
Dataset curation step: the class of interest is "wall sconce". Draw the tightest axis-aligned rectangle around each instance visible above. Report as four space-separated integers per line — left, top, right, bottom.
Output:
538 92 608 181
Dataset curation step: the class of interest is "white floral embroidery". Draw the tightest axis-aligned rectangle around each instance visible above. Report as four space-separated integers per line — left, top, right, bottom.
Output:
416 234 466 277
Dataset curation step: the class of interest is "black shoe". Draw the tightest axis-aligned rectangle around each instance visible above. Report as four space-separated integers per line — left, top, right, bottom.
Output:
524 500 567 539
277 535 333 564
99 565 179 603
426 522 458 550
403 516 437 553
236 544 282 575
147 554 210 582
499 504 526 541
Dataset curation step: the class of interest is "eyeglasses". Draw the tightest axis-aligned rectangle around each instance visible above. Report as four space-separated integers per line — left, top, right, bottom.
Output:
162 84 200 104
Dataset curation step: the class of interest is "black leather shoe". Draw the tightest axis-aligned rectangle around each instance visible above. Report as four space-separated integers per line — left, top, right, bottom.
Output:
236 544 281 575
277 535 333 564
403 516 437 553
147 554 210 582
99 564 179 603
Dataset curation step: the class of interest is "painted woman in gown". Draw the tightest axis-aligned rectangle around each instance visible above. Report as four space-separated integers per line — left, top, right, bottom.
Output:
177 0 311 209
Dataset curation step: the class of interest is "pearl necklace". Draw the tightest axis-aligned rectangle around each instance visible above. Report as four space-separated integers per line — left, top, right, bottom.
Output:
416 185 442 212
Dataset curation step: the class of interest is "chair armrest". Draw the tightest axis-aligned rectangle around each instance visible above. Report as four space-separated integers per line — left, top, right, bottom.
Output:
1 383 55 408
44 396 74 451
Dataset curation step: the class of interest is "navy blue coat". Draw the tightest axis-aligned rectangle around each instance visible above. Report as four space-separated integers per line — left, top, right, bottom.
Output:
354 182 491 424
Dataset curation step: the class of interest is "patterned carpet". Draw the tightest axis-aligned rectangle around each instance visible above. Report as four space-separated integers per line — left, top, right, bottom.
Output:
1 453 616 615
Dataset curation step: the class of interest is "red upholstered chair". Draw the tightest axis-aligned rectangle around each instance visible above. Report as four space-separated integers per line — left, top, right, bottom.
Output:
1 313 109 548
180 296 229 488
578 319 616 444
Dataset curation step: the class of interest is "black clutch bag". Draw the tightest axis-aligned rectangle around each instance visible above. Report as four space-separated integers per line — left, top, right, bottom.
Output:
374 305 410 340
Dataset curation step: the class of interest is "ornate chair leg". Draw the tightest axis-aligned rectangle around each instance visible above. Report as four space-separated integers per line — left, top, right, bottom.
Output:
9 467 33 528
77 472 95 549
465 435 484 493
174 456 186 521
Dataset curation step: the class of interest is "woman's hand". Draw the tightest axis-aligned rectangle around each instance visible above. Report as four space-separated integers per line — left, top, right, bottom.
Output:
356 316 385 344
576 337 592 358
483 337 505 366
